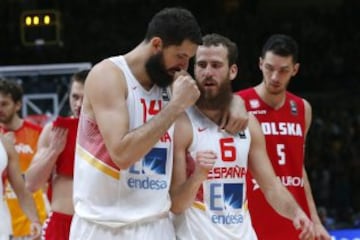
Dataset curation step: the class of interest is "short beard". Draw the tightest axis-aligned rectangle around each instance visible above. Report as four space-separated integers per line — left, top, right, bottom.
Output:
196 80 233 110
0 114 14 126
145 52 174 88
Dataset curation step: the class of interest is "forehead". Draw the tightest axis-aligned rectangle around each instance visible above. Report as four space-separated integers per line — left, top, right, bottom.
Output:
70 81 84 93
165 39 198 58
263 51 294 67
0 92 13 101
196 45 228 63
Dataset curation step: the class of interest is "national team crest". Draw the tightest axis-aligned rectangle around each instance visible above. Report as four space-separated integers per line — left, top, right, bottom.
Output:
249 99 260 109
290 100 298 115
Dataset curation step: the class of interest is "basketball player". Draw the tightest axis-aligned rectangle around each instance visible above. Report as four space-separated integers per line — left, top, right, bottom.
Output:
0 79 47 240
0 134 41 240
25 70 88 240
170 33 314 240
69 7 248 240
237 34 330 240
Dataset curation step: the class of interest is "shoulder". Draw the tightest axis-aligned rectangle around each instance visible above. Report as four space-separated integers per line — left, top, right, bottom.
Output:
90 59 125 82
23 119 42 132
286 91 310 109
286 91 305 102
236 87 253 98
85 59 127 96
302 98 312 111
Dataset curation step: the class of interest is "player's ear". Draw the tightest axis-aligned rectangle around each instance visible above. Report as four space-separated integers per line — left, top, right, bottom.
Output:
150 37 163 53
229 64 238 81
292 63 300 76
258 57 264 71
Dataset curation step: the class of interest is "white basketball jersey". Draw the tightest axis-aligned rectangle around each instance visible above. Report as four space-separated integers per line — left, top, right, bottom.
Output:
73 55 174 227
0 140 12 237
174 107 257 240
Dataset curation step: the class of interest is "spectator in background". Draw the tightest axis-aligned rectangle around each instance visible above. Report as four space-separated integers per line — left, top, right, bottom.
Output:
0 79 47 240
25 70 89 240
318 206 335 230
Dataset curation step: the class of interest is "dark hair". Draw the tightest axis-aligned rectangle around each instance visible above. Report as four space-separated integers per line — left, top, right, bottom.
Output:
145 7 202 47
71 69 89 85
0 78 23 102
201 33 238 66
261 34 299 63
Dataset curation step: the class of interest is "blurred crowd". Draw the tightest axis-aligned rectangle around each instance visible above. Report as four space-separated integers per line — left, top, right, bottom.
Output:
307 104 360 230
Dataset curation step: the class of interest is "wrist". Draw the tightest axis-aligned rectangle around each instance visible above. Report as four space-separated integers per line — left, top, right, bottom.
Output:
167 100 186 115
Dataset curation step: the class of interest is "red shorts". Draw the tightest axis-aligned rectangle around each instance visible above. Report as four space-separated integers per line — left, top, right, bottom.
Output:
42 211 73 240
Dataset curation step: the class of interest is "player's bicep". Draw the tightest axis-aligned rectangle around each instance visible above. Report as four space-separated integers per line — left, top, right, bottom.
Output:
171 113 192 194
248 114 279 193
86 61 129 148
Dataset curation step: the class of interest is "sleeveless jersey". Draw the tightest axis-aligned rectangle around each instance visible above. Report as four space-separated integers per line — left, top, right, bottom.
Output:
52 116 79 177
0 120 48 237
174 107 257 240
0 139 12 238
73 55 174 227
237 88 310 240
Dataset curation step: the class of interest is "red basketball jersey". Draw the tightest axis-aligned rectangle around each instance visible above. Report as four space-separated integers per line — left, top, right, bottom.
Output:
237 88 310 240
52 116 79 177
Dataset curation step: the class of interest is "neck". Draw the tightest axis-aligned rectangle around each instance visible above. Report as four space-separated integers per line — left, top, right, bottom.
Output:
197 107 224 126
255 82 286 109
124 42 154 90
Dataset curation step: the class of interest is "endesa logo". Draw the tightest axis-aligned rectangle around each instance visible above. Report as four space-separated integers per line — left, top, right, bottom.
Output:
128 148 168 190
209 183 244 224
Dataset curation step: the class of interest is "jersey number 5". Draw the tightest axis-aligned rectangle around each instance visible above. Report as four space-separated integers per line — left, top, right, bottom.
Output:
277 144 286 165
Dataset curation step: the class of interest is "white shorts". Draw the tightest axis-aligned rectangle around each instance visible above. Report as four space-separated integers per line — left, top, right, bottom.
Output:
69 214 175 240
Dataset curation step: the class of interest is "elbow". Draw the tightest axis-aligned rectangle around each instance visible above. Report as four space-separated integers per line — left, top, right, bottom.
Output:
117 161 133 170
109 150 139 170
111 156 133 170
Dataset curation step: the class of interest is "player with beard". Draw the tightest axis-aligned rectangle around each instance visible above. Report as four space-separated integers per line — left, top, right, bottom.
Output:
69 8 248 240
170 33 314 240
25 70 88 240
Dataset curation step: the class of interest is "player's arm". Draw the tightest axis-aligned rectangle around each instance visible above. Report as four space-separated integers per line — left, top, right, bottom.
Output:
170 113 216 214
302 100 331 240
2 136 41 238
219 94 248 133
25 123 67 192
86 60 199 169
247 114 314 240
